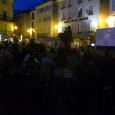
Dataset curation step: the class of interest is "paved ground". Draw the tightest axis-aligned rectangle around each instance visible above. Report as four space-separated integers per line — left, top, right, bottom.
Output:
0 74 114 115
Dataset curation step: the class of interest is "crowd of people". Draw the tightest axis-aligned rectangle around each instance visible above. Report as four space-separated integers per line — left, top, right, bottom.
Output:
0 40 115 115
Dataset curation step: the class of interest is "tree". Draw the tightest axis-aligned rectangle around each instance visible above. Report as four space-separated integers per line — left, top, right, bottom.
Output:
58 26 73 47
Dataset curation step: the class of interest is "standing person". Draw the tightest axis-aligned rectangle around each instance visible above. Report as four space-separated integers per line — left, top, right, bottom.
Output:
23 50 41 77
41 50 55 78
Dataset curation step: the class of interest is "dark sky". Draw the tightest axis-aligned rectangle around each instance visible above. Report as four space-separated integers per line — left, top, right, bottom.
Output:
13 0 43 11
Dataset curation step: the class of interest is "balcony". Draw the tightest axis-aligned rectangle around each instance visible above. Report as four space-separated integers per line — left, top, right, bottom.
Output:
0 30 13 36
0 15 13 22
86 10 93 15
37 33 50 38
77 0 83 4
56 0 66 2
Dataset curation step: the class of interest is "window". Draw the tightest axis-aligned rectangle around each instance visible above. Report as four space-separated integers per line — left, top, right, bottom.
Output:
78 23 81 32
47 16 51 21
112 0 115 11
78 7 82 17
88 4 93 15
37 9 40 14
2 10 7 20
67 10 72 19
2 0 7 5
40 28 42 33
89 21 93 31
31 13 35 20
39 5 51 13
43 17 47 22
61 1 66 9
43 28 46 34
67 0 72 7
101 0 109 3
3 24 7 34
32 22 35 28
61 11 66 20
47 27 50 34
39 18 42 23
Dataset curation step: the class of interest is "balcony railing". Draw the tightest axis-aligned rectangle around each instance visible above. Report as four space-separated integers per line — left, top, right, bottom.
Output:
0 30 13 36
77 0 83 4
37 33 50 38
0 15 13 22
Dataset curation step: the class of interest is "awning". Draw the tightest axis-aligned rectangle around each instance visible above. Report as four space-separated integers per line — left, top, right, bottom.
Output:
35 37 60 43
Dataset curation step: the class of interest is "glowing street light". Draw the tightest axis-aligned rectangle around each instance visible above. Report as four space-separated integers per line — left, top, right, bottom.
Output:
106 16 115 27
27 28 33 35
14 26 18 30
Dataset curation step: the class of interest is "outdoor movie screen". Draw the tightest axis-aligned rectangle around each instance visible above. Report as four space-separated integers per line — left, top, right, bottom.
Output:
96 28 115 46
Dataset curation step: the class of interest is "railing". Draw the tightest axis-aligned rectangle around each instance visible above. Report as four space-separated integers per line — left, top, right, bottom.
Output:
0 15 13 22
37 33 50 38
0 30 13 35
77 0 83 4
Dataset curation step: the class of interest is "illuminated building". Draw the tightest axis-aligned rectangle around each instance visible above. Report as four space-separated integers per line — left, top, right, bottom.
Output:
57 0 110 47
106 0 115 28
30 0 58 42
0 0 14 40
14 10 30 41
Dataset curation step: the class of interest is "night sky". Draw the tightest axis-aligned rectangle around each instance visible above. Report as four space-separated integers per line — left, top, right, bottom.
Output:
13 0 43 11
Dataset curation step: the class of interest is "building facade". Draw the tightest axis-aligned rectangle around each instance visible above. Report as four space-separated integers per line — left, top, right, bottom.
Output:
30 0 59 42
107 0 115 28
0 0 14 40
14 10 30 41
57 0 110 47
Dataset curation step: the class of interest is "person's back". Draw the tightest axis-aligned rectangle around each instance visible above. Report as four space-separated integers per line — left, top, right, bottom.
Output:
41 52 54 76
23 51 41 76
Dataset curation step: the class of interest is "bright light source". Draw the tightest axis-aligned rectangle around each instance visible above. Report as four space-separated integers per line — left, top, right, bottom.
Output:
19 35 23 42
4 39 7 41
14 26 17 30
10 38 13 42
106 16 115 27
0 35 1 41
93 21 98 29
27 30 30 33
27 28 33 35
57 23 65 33
91 43 95 46
55 25 58 29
